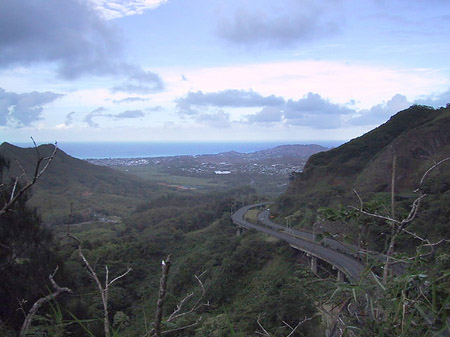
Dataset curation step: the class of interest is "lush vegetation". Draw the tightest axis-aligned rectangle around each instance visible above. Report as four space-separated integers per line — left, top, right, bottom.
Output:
0 155 324 336
279 105 450 236
1 104 449 336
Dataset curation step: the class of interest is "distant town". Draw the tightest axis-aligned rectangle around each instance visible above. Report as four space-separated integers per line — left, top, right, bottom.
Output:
87 144 328 178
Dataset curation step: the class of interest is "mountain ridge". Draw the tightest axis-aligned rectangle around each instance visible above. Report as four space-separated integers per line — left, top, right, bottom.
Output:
0 142 163 224
279 104 450 239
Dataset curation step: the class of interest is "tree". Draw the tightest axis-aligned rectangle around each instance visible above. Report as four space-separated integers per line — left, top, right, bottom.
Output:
321 156 450 336
0 141 64 333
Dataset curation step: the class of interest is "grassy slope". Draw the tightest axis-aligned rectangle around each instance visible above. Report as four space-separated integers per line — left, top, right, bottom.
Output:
0 143 172 224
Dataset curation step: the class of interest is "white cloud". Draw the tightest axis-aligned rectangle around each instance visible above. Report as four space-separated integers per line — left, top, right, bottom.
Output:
91 0 168 19
415 88 450 108
349 94 412 125
176 89 285 115
246 106 283 124
65 111 76 126
0 87 63 127
158 61 448 110
195 110 231 128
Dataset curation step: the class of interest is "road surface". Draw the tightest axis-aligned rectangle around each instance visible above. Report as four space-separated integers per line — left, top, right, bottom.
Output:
232 203 365 283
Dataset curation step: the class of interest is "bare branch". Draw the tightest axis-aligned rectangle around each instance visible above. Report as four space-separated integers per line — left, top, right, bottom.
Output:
153 255 172 337
348 206 401 225
353 189 364 212
256 314 316 337
19 267 72 337
401 194 426 225
418 157 450 190
167 292 194 321
285 316 315 337
0 142 58 216
108 267 132 286
9 178 18 203
256 314 272 337
167 272 208 322
68 234 131 337
148 259 208 337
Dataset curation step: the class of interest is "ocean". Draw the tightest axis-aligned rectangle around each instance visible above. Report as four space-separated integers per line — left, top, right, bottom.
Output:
13 141 344 159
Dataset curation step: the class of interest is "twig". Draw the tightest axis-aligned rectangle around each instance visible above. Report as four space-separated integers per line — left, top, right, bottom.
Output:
256 314 271 337
19 267 72 337
0 141 57 216
68 234 131 337
285 316 315 337
417 157 450 190
167 271 208 322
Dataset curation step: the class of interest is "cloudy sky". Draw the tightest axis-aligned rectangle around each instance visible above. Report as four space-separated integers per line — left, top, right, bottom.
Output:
1 0 450 143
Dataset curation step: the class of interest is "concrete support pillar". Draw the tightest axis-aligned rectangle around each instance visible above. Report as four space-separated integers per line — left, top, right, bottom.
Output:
337 270 345 282
236 227 244 236
311 256 318 274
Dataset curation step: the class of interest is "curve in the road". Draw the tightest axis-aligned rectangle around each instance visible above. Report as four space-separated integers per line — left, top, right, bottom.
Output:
232 204 365 283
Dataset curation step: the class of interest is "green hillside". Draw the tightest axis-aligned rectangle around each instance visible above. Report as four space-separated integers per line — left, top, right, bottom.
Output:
0 142 166 224
279 104 450 243
1 106 449 336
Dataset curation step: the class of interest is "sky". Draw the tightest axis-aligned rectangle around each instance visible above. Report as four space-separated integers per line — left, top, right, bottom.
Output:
1 0 450 144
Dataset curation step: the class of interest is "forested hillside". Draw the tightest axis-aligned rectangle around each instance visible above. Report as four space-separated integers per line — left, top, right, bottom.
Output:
0 149 324 336
278 105 450 245
1 104 449 336
0 142 170 224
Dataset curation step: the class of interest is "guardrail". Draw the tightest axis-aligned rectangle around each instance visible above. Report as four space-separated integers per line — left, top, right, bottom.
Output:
232 203 365 283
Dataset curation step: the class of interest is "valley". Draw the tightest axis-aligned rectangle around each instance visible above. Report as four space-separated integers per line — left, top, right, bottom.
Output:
1 105 449 336
87 144 328 197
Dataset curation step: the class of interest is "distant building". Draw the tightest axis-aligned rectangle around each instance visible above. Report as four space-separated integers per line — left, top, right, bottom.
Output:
214 170 231 175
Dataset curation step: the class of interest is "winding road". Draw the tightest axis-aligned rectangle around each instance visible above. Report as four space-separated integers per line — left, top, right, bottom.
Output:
232 203 365 283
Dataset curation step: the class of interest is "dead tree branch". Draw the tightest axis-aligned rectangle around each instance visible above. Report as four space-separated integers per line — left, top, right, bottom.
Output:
146 257 208 337
19 267 72 337
351 156 450 284
69 234 131 337
256 314 271 337
256 313 316 337
417 157 450 189
0 140 58 216
153 255 172 337
167 270 208 322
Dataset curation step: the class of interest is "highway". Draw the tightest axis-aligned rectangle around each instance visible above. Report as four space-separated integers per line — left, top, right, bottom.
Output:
258 209 360 257
232 203 365 283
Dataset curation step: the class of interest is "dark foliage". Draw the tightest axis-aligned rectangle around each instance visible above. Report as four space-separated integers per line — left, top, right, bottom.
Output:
0 155 60 331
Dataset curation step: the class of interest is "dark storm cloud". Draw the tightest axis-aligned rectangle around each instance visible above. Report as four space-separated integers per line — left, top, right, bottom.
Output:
0 0 119 78
176 89 285 115
0 0 163 87
216 0 341 47
0 87 63 127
